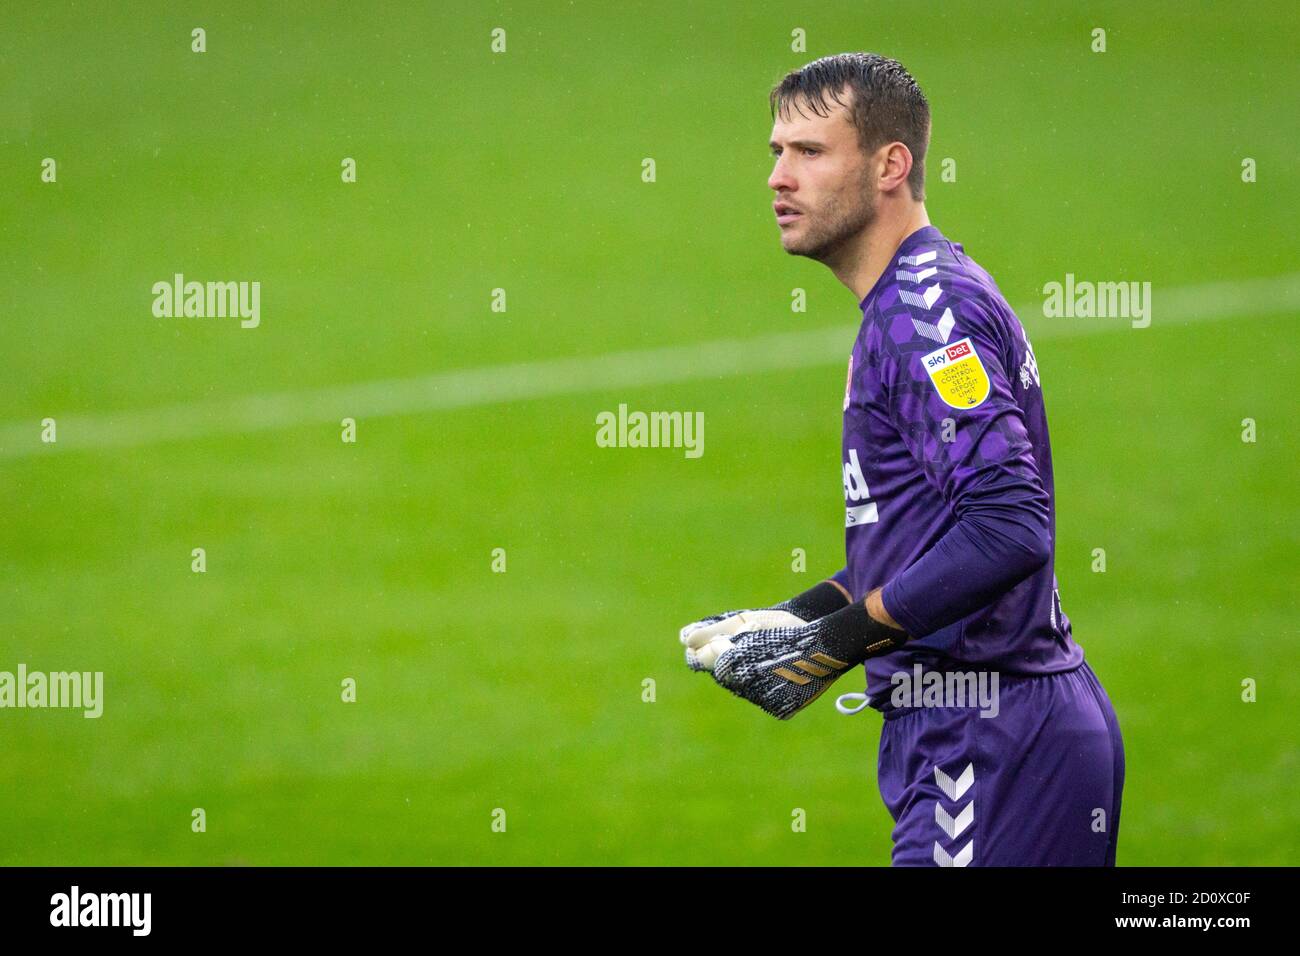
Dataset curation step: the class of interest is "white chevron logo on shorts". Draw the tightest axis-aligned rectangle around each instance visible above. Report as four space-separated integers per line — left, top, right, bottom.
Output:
935 799 974 839
899 284 942 310
933 839 974 867
898 250 937 266
934 762 974 801
911 307 956 344
896 266 938 283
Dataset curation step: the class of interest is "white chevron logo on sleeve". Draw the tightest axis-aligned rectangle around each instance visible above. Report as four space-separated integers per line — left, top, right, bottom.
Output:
896 266 938 283
933 839 974 867
935 799 974 839
911 307 956 344
898 250 937 266
934 762 975 801
898 284 942 310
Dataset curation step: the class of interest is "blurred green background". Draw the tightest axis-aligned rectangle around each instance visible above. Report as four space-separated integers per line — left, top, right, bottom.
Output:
1 1 1296 865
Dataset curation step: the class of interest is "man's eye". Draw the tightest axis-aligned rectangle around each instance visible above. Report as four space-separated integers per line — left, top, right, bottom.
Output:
802 148 819 157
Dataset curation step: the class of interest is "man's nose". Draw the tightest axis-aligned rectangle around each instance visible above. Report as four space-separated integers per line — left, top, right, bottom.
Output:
768 157 796 193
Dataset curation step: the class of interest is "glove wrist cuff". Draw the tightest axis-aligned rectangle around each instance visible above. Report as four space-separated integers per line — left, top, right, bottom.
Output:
778 580 851 622
816 599 910 666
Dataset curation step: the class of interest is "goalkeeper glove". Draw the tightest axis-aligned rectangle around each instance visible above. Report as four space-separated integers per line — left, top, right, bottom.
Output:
696 596 910 720
679 581 850 671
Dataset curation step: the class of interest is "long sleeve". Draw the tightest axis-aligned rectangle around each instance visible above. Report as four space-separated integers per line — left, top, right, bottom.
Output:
877 308 1051 638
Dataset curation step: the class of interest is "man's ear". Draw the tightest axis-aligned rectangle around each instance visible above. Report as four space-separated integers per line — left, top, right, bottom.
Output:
877 141 915 194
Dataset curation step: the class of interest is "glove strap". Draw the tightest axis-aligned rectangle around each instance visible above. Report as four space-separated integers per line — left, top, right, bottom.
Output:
778 580 851 622
815 598 911 666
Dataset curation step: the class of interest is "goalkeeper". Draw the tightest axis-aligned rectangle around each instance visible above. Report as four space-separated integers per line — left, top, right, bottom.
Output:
680 53 1125 867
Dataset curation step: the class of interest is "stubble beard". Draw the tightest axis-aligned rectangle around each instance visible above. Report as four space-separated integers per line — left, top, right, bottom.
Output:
783 172 878 267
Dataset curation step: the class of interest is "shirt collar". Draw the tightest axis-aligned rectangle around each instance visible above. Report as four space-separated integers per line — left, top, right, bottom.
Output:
858 225 946 312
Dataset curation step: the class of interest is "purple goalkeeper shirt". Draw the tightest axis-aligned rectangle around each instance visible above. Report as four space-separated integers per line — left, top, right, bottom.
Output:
830 225 1083 712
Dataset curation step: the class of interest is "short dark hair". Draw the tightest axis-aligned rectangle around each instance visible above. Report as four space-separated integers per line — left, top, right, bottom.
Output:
770 53 930 200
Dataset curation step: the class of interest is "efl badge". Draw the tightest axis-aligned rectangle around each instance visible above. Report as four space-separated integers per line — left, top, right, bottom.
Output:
921 337 990 409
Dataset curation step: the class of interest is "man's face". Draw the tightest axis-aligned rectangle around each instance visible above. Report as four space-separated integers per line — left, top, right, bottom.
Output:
768 93 877 262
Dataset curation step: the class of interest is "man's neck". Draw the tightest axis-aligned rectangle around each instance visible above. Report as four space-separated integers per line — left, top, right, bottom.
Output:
830 204 932 303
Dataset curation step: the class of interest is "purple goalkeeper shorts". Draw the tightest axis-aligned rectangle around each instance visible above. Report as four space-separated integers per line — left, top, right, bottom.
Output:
876 660 1125 866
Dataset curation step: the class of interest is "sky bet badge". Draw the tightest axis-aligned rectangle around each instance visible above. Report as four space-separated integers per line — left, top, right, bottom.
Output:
922 337 991 408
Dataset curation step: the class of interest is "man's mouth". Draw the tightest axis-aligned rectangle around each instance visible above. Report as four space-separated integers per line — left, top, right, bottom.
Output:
774 202 803 226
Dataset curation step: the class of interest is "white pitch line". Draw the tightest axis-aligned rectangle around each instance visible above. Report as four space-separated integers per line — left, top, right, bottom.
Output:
3 272 1297 459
